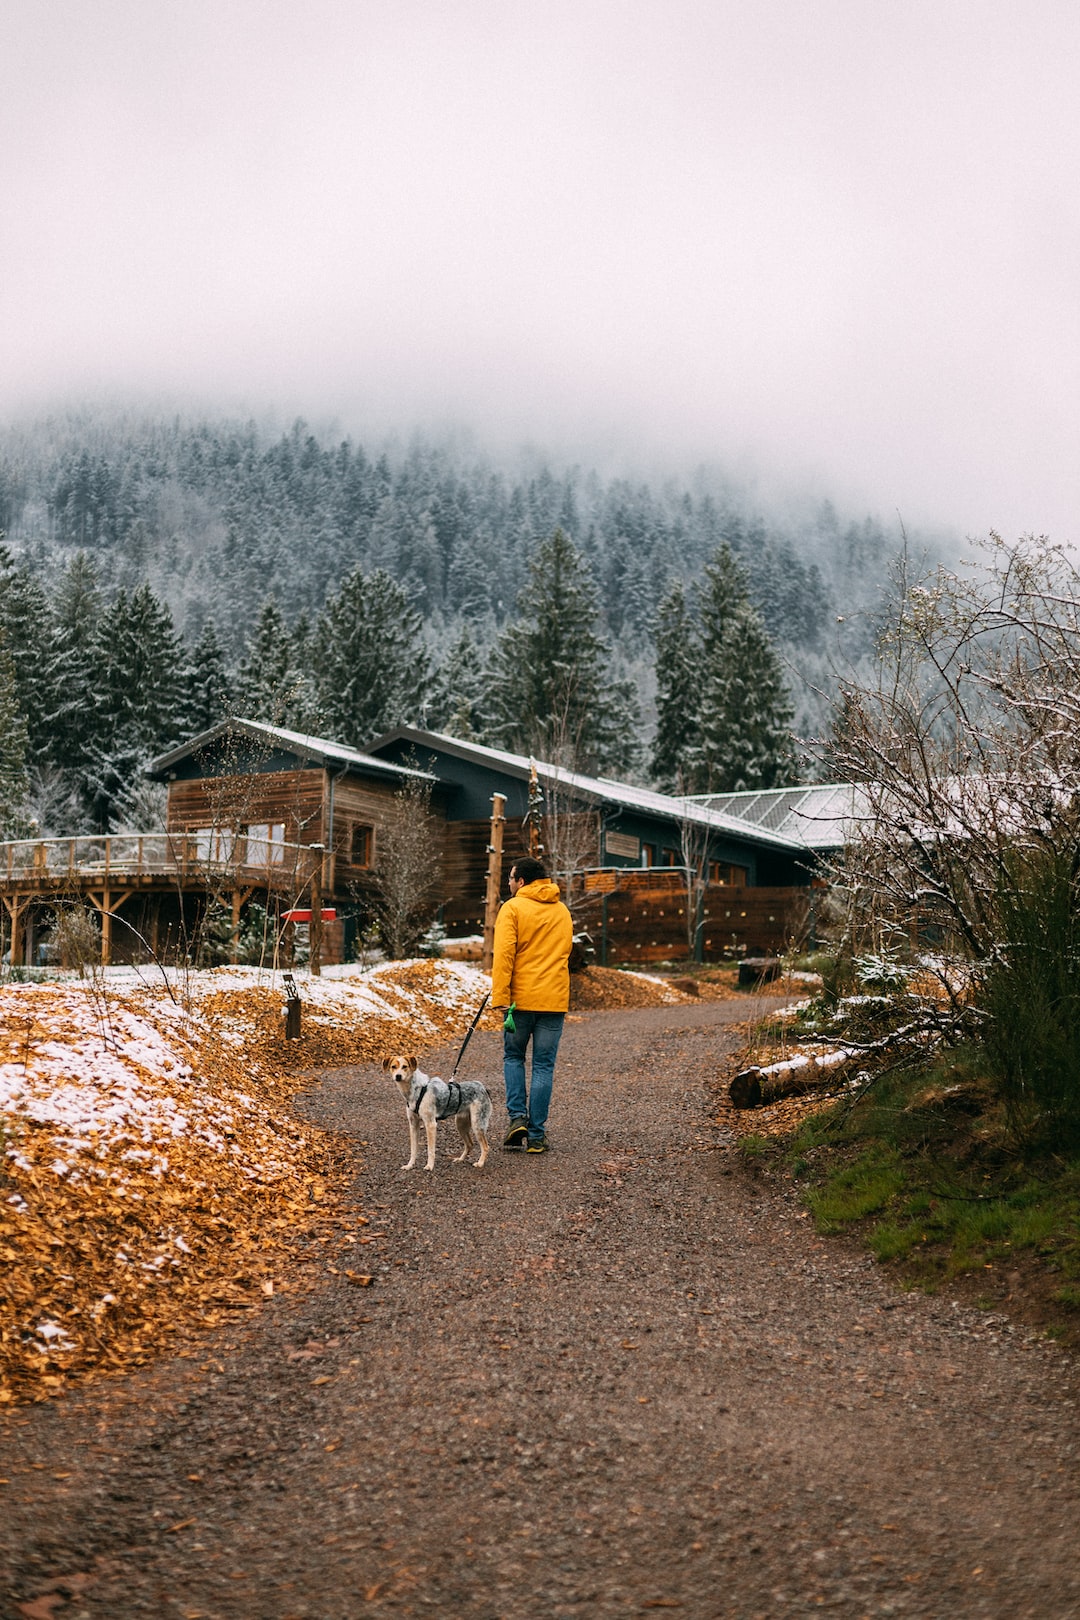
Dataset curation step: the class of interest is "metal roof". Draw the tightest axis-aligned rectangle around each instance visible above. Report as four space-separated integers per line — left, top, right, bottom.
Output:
691 783 867 851
366 727 809 853
147 718 434 782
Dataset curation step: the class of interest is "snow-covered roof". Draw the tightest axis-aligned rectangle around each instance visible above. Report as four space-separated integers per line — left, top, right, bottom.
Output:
366 726 810 853
148 718 435 783
690 783 867 851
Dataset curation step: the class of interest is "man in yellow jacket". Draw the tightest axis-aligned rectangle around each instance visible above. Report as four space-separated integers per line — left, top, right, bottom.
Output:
491 856 574 1153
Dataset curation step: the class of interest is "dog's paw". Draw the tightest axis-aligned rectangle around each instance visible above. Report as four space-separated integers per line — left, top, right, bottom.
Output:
401 1162 415 1171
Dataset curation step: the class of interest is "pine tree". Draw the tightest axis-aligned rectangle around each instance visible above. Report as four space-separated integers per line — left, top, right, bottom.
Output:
695 544 797 793
40 552 103 769
651 580 701 790
0 633 29 837
182 620 233 735
234 600 302 724
83 583 186 828
429 625 489 739
0 545 54 762
313 566 430 747
487 527 639 774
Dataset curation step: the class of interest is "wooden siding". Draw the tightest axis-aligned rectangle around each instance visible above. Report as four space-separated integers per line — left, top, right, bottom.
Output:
440 818 532 931
569 871 815 962
167 769 328 842
165 769 404 897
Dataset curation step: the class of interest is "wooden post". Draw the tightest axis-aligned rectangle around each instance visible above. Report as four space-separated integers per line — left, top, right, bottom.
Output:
481 793 506 974
526 762 544 857
231 889 242 964
101 890 111 966
309 845 324 977
4 896 23 967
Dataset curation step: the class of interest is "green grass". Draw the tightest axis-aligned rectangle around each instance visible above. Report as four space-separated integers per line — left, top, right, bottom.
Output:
807 1147 905 1231
778 1050 1080 1336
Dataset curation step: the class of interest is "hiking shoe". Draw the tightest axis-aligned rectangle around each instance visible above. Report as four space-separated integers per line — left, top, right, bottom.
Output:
503 1117 528 1149
525 1136 550 1153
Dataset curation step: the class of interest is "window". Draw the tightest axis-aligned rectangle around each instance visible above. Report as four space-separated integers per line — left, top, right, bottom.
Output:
350 824 373 867
641 843 657 867
192 827 236 863
246 823 285 866
709 861 748 886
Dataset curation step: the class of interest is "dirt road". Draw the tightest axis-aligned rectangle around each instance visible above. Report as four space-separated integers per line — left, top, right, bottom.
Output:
2 998 1078 1618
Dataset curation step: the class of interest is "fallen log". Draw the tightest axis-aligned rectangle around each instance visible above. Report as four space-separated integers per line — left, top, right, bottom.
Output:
737 956 782 986
729 1048 856 1109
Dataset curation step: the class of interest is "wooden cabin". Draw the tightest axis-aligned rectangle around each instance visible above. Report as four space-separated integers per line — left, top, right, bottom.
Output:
0 719 842 969
0 721 430 968
365 727 825 959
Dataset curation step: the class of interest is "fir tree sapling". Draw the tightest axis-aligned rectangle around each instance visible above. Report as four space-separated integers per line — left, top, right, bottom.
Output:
0 635 30 837
314 565 431 747
653 543 797 794
487 527 640 775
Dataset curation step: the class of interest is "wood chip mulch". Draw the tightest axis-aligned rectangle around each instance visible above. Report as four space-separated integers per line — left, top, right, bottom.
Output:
1 958 701 1407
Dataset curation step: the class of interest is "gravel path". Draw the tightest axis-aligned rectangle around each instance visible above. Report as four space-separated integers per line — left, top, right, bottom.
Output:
2 998 1078 1619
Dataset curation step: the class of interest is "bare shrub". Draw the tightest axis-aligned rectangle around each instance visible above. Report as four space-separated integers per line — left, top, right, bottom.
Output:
370 769 443 959
824 533 1080 1134
51 905 102 976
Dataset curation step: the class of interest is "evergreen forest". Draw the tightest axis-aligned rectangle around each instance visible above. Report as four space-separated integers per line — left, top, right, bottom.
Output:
0 409 945 836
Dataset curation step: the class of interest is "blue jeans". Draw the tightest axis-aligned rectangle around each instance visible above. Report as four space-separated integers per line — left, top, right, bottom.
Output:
503 1011 565 1143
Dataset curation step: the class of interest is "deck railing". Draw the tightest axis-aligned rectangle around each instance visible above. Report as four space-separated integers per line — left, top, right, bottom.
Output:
0 833 318 887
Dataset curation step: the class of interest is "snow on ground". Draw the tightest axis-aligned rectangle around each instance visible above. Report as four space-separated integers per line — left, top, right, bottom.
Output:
0 959 499 1404
0 958 682 1403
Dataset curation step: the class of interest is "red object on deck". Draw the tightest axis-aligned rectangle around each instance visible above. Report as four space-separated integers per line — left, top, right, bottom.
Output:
282 908 337 922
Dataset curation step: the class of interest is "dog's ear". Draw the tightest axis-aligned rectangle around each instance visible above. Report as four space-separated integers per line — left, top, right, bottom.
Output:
381 1056 392 1071
407 1053 417 1071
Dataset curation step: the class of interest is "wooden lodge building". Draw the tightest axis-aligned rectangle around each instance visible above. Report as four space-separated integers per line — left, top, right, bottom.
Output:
0 719 850 969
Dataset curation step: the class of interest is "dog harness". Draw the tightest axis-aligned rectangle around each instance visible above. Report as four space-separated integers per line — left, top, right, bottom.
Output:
411 1080 463 1120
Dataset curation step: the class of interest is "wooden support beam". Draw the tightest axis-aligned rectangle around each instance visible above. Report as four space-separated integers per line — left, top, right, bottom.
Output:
481 794 506 974
309 846 324 977
2 894 24 967
86 890 134 966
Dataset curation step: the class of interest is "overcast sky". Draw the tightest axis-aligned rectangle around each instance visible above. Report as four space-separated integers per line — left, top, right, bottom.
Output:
2 1 1079 540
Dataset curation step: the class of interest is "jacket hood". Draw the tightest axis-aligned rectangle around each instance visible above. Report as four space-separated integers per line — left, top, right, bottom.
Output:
519 879 562 904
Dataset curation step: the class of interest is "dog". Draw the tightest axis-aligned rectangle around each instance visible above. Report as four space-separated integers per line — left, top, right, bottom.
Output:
382 1053 492 1172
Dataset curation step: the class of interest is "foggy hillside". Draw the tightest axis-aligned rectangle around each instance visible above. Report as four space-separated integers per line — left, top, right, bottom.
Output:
0 407 957 748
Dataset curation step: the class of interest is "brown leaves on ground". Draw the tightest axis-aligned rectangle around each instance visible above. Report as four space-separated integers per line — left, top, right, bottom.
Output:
0 984 350 1408
0 957 745 1408
569 966 693 1010
0 959 502 1408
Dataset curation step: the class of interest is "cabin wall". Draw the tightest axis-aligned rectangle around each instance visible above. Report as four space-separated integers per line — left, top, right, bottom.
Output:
571 871 817 961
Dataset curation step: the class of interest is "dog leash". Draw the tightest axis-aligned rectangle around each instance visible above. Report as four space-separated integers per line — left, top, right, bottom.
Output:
449 992 490 1080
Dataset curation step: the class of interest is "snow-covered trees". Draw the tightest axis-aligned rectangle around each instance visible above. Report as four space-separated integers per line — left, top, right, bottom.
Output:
232 600 319 732
314 566 430 747
826 534 1080 1143
427 624 489 739
0 634 29 837
652 544 797 794
487 528 640 775
650 580 700 791
82 585 187 828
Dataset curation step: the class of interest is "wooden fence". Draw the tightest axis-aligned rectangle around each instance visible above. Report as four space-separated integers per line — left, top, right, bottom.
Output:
569 870 818 963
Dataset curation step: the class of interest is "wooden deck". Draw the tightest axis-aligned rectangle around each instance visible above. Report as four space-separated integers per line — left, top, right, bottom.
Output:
0 833 323 966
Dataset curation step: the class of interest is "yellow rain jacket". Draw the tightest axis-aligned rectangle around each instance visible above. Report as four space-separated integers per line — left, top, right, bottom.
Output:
491 879 574 1012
